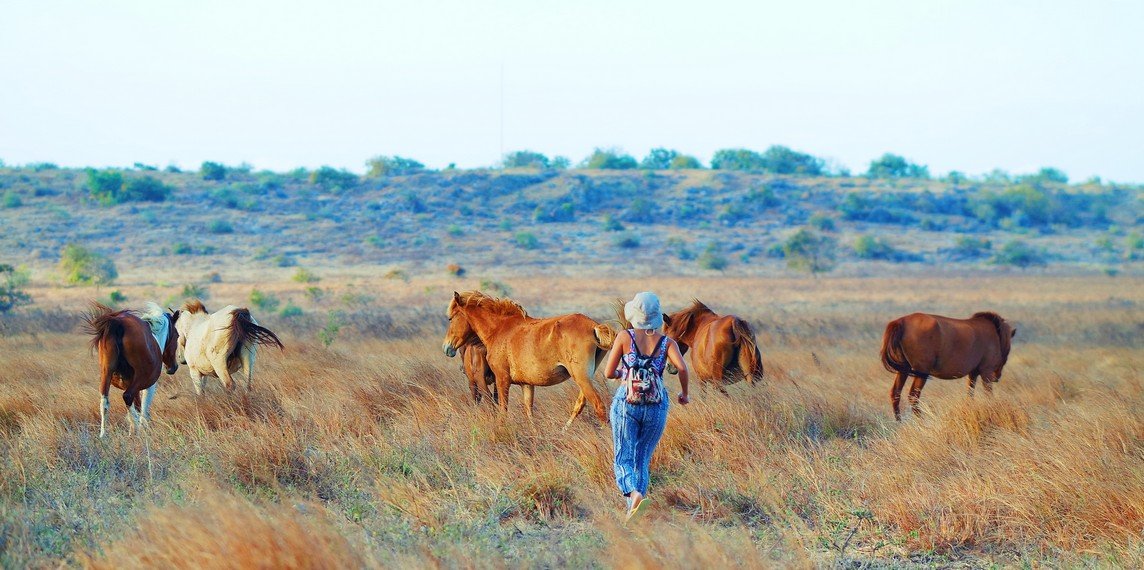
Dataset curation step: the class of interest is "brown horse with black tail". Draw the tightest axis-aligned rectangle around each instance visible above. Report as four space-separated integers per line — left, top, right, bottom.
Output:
442 291 616 426
881 311 1016 421
650 300 764 388
83 301 181 437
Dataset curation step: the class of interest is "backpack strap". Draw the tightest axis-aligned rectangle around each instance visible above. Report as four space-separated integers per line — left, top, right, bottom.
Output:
627 329 644 358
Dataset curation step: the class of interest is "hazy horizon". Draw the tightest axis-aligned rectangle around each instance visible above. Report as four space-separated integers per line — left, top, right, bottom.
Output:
2 1 1142 182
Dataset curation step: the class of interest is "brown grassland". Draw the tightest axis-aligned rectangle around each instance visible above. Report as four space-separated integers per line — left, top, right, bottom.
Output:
0 272 1141 568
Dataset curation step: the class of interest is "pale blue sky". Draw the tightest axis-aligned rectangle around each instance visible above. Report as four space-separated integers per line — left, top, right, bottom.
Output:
2 1 1142 181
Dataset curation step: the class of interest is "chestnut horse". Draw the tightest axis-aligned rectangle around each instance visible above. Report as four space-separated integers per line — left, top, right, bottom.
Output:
881 311 1016 421
442 291 616 426
83 302 180 437
174 300 283 394
459 343 497 403
654 300 764 387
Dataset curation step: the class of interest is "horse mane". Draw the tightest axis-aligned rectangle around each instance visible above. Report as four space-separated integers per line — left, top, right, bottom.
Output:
182 299 208 314
455 290 529 318
136 301 169 347
972 311 1011 361
668 299 715 335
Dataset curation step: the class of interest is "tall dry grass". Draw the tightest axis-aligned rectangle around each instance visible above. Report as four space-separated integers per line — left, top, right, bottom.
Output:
0 275 1140 568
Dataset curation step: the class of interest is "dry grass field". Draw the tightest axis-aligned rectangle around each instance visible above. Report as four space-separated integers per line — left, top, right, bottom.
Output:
0 272 1141 568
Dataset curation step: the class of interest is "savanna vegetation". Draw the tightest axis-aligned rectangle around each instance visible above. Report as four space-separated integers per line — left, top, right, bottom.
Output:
0 274 1139 568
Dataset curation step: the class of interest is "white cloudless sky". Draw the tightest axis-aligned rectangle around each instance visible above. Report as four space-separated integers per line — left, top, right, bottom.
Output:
1 0 1142 181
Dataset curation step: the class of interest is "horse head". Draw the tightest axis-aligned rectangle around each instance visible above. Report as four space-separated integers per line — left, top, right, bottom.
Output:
163 309 181 374
442 291 477 358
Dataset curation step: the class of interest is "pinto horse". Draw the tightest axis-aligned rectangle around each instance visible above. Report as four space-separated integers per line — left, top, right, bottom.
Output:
83 302 180 437
174 300 283 394
442 291 616 426
881 311 1016 421
652 300 764 388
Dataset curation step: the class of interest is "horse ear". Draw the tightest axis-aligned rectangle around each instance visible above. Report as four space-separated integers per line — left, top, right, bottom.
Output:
453 291 462 302
1011 328 1017 338
663 314 673 326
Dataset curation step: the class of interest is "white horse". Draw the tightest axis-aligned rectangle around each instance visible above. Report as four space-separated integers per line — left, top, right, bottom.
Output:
174 300 283 394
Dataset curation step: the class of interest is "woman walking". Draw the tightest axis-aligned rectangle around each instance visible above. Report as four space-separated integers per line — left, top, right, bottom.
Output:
604 291 690 521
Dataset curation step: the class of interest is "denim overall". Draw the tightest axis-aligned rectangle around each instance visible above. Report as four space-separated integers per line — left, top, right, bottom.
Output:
610 330 670 499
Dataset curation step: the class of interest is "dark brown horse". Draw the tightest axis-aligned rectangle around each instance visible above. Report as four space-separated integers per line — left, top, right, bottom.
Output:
655 300 764 388
881 311 1016 421
83 302 181 437
442 291 616 426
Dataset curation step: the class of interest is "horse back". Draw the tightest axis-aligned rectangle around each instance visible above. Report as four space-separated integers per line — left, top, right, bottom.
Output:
894 313 1000 379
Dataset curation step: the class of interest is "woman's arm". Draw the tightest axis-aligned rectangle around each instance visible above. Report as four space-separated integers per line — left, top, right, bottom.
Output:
666 339 690 404
603 332 628 379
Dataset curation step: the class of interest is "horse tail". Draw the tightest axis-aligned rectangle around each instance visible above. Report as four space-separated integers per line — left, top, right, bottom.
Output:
229 308 284 353
83 301 125 396
731 317 765 383
881 318 913 376
593 323 617 350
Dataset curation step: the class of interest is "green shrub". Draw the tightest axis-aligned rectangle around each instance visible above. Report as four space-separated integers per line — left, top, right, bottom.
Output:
305 286 324 302
852 234 896 260
669 155 703 169
122 176 172 202
365 156 424 177
613 233 640 248
86 169 124 205
0 264 32 312
201 161 227 181
293 268 320 283
665 236 695 260
446 224 463 237
514 232 539 249
579 148 637 170
280 303 303 318
498 219 515 231
207 220 234 234
991 240 1048 268
2 191 22 208
309 166 358 190
249 289 281 312
502 151 550 169
182 283 209 299
172 242 193 255
601 214 624 231
479 279 512 296
318 311 343 347
639 148 679 170
808 213 836 232
866 153 929 179
58 244 117 286
697 244 728 271
105 289 127 306
782 228 837 276
949 236 992 260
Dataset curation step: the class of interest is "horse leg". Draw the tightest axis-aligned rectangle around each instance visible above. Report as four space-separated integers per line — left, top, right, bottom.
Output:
890 372 907 421
522 385 535 420
565 391 587 430
139 386 157 429
190 369 205 395
908 375 928 418
967 373 978 398
568 365 608 424
213 357 236 391
982 373 996 396
242 347 256 391
124 389 141 435
493 371 511 417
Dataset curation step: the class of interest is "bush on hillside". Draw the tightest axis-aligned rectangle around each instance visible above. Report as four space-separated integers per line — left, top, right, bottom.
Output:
365 156 424 177
502 151 550 169
782 228 837 276
58 244 117 286
580 148 637 170
0 264 32 312
991 240 1048 268
866 153 929 179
